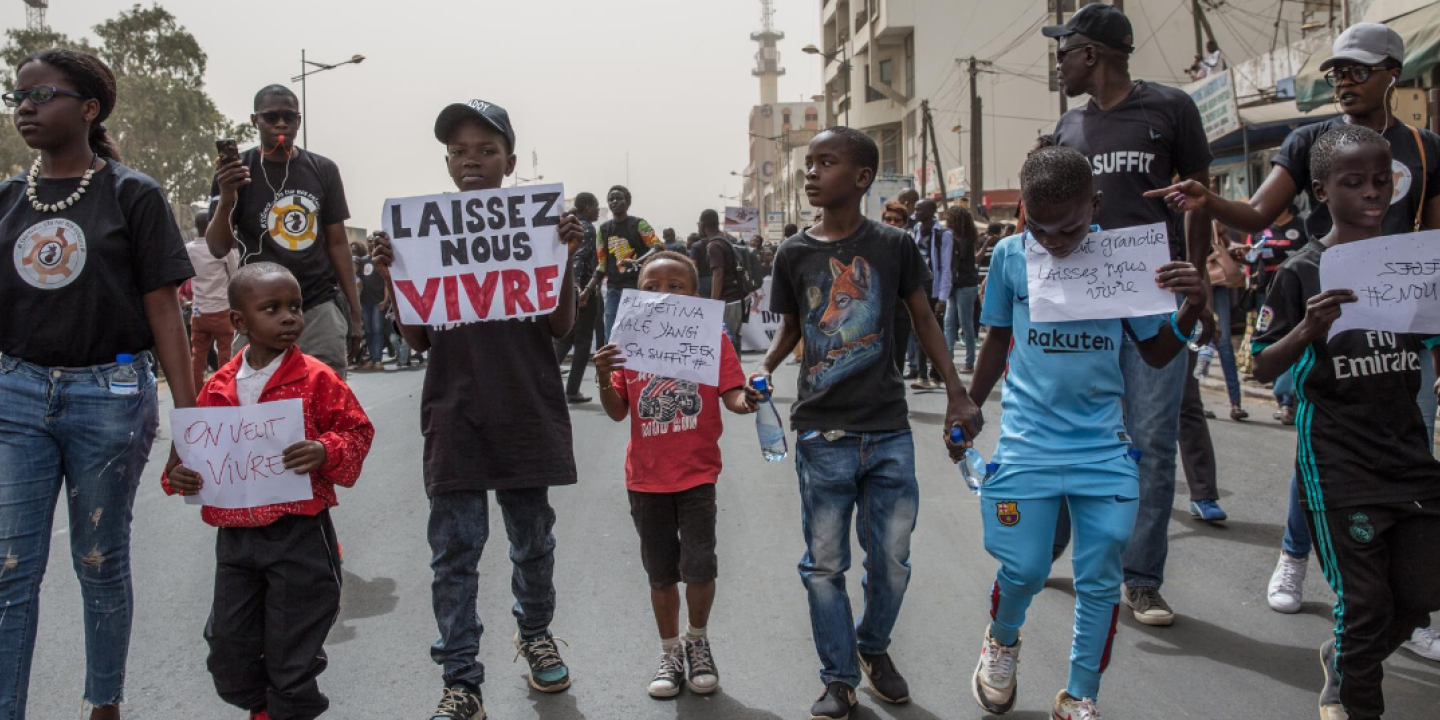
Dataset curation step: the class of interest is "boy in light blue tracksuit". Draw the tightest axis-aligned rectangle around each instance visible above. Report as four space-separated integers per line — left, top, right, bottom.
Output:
964 148 1207 720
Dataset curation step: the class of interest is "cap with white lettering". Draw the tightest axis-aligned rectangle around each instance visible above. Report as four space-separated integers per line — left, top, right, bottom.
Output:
1320 23 1404 71
434 99 516 153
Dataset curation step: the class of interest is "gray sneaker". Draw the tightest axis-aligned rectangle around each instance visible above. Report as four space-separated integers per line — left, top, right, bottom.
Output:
684 637 719 694
1319 639 1346 718
1122 584 1175 626
430 685 484 720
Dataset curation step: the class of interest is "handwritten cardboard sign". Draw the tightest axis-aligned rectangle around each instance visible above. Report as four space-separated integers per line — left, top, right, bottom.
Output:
1320 231 1440 339
170 399 311 509
382 183 566 325
610 289 724 386
1026 223 1176 323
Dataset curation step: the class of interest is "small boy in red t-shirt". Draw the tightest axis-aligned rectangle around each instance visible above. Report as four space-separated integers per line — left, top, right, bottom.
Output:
592 250 758 699
163 262 374 720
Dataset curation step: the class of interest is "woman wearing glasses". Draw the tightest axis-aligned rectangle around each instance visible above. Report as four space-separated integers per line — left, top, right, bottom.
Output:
0 49 196 719
1147 23 1440 663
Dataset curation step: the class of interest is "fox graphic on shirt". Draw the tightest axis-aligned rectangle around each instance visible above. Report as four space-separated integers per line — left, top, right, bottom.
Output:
806 256 884 390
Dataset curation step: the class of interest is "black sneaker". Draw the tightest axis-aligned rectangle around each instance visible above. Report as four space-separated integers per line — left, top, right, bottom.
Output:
1319 639 1344 718
684 637 720 694
809 681 857 720
858 651 910 704
429 685 484 720
513 631 572 692
647 645 686 698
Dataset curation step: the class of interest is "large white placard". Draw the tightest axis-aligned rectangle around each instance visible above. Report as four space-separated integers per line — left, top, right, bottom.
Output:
1320 231 1440 339
610 289 725 386
1026 223 1176 323
170 399 311 510
742 275 780 352
381 183 567 326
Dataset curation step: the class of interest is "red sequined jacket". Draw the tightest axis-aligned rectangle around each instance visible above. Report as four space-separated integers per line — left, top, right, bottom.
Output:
161 347 374 528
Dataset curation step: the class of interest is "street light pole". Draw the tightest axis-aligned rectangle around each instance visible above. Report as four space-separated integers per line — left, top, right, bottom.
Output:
292 49 366 150
802 44 851 126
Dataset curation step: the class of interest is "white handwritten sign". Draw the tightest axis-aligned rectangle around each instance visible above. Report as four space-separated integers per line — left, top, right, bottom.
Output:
1320 231 1440 339
1026 223 1176 323
170 399 311 509
742 275 780 351
381 183 566 325
610 289 724 386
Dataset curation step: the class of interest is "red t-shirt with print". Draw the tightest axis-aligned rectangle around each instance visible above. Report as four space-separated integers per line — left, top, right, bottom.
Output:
612 336 747 493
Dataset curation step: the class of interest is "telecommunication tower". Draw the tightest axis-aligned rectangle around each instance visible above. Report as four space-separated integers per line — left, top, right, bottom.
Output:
23 0 49 30
751 0 784 106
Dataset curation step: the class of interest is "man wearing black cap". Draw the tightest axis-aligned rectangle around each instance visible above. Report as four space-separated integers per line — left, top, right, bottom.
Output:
208 84 363 378
1042 2 1215 635
370 98 586 720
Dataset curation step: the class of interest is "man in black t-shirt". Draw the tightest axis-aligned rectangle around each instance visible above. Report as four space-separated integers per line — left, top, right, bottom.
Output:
1044 3 1214 627
207 85 362 378
355 240 386 370
554 192 602 403
702 209 746 353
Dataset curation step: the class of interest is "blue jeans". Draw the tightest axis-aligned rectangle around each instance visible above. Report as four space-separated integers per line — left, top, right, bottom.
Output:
944 285 980 367
1212 288 1242 407
0 353 160 717
429 489 557 690
795 430 918 688
1118 334 1187 589
362 302 386 363
603 285 625 344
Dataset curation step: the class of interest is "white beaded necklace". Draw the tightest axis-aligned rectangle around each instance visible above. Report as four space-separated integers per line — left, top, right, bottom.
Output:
26 154 97 213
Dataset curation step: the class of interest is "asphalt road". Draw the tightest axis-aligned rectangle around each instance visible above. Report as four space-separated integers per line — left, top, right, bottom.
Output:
26 354 1439 719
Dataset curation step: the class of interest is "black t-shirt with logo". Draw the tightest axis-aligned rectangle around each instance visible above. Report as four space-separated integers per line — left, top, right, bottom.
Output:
420 318 577 497
707 236 747 302
1272 118 1440 239
0 162 193 367
597 216 660 290
1252 242 1440 509
770 219 929 432
209 148 350 310
356 256 385 306
1052 81 1213 260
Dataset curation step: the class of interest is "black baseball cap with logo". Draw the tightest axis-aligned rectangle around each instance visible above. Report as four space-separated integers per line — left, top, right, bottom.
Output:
1042 3 1135 54
434 99 516 154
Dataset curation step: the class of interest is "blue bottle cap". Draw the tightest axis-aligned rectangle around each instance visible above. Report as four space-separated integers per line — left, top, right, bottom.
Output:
751 376 768 393
985 462 1000 474
116 353 134 364
950 426 964 443
1128 448 1143 461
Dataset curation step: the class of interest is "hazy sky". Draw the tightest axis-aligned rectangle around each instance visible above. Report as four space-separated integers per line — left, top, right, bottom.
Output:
2 0 822 234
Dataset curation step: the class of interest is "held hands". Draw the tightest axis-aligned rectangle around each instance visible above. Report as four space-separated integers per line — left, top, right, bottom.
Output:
558 213 584 254
744 371 771 408
369 232 393 279
1299 289 1357 340
214 156 250 202
578 286 593 308
592 343 627 380
283 440 327 475
944 393 984 464
1143 180 1210 214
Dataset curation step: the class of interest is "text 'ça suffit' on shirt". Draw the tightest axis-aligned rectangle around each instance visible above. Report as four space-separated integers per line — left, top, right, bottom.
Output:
769 219 930 432
209 147 350 310
1251 241 1440 509
1052 81 1213 262
0 162 193 367
981 233 1166 466
611 336 747 494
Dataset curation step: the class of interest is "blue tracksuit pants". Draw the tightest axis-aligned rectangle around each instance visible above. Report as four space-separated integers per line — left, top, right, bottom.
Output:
981 453 1139 700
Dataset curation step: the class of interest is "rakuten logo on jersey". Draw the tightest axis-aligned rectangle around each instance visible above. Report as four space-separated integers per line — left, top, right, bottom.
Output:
1027 327 1115 354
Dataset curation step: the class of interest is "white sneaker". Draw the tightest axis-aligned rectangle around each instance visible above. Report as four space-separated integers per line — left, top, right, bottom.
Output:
1267 552 1307 614
1401 626 1440 662
971 625 1020 715
1053 690 1102 720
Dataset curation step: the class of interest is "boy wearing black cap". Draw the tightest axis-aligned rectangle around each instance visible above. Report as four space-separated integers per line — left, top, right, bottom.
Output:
371 99 586 720
1042 2 1215 628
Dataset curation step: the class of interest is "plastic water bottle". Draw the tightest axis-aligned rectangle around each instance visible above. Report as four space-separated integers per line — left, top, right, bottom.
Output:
950 427 993 495
109 354 138 396
750 377 789 462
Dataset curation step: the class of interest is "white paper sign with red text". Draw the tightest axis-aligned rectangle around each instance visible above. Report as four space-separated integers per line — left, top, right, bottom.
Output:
170 399 311 509
382 183 567 325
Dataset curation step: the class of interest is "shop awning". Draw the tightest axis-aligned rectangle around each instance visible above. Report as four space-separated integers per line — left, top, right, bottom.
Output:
1296 3 1440 111
1209 101 1340 152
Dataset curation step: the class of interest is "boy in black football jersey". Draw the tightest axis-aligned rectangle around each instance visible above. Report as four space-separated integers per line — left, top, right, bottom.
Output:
1251 124 1440 720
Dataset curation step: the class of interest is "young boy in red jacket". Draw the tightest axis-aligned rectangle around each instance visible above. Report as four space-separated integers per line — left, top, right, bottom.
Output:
163 262 374 720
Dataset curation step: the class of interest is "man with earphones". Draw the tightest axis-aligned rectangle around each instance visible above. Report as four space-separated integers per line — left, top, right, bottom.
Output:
207 84 362 379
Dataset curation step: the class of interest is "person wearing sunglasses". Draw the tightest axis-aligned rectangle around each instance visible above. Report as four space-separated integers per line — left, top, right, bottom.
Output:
1144 23 1440 663
0 48 197 720
204 84 363 379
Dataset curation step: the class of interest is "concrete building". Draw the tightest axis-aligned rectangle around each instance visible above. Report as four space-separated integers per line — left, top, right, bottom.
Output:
805 0 1330 218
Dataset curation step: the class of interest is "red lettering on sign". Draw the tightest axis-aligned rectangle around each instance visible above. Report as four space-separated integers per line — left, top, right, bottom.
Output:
501 269 536 315
442 275 462 322
460 271 501 320
535 265 559 312
394 278 442 322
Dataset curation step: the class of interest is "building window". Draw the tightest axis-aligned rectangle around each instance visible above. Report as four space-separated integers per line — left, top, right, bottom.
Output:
879 59 893 87
880 127 900 174
865 64 885 103
905 34 915 98
805 108 819 125
1047 0 1078 11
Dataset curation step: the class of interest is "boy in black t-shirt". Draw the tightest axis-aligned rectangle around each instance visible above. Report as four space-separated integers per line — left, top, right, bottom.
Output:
370 99 586 720
1251 125 1440 720
754 127 981 720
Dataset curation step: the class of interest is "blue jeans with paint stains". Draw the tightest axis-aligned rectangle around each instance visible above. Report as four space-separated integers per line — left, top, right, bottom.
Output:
795 429 918 688
0 353 159 718
428 489 557 690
